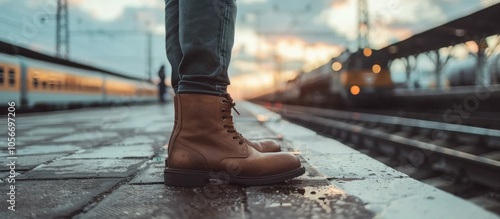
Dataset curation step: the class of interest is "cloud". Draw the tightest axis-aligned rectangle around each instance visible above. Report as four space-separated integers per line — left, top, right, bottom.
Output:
481 0 500 7
317 0 446 48
70 0 162 21
239 0 267 4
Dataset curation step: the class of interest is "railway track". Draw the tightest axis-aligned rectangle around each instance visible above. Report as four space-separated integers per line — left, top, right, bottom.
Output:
352 108 500 130
264 104 500 214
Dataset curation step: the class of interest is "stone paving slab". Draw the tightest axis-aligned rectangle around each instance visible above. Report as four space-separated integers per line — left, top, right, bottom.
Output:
292 135 361 155
246 185 373 219
141 122 172 133
77 184 245 219
64 144 154 159
18 159 146 180
52 131 120 143
308 153 407 180
25 127 77 136
129 161 165 185
112 135 157 146
0 179 122 219
15 144 82 155
0 172 11 180
1 137 57 149
0 153 68 171
335 176 497 218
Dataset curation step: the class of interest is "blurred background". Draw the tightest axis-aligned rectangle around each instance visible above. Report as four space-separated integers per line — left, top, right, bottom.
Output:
0 0 499 100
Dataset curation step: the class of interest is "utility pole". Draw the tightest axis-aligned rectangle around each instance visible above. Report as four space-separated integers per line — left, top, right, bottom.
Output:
56 0 70 58
357 0 369 50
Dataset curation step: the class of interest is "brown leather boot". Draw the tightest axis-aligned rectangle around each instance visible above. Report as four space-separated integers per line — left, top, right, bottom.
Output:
169 95 281 153
164 94 304 186
166 96 280 168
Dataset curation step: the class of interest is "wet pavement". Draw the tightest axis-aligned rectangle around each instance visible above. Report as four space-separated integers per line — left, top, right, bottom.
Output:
0 102 498 218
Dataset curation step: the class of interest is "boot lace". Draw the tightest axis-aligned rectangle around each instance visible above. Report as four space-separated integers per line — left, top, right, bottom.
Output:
221 95 243 145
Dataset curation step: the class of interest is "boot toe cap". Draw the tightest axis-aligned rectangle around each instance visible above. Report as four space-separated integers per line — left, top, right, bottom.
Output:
240 152 302 177
259 139 281 152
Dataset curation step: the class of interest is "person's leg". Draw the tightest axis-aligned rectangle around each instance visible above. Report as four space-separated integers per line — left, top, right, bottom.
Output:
165 0 181 93
176 0 235 95
164 0 304 186
165 0 280 154
165 0 182 164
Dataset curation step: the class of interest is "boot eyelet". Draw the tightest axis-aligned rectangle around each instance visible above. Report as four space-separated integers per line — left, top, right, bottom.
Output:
221 108 226 112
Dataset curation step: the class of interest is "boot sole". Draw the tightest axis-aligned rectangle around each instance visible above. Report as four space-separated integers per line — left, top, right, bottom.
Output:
164 166 305 187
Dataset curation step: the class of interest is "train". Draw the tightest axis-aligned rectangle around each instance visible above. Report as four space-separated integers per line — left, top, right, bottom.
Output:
0 41 158 110
253 49 500 109
256 49 395 107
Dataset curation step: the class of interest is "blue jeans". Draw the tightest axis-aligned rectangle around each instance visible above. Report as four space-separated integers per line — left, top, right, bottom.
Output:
165 0 237 96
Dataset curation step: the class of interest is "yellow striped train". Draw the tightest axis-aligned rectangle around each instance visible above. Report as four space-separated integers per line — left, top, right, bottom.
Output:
0 41 157 110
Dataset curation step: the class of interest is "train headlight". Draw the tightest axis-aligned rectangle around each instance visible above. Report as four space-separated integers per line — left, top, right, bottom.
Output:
350 85 360 96
363 48 372 57
372 64 381 74
332 62 342 71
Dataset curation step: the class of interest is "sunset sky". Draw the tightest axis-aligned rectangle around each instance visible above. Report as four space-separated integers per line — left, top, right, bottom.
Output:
0 0 498 98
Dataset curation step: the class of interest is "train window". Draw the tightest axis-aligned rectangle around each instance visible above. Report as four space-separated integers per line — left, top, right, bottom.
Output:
42 81 47 89
33 77 39 88
57 81 62 90
8 69 15 86
0 66 4 85
49 81 55 90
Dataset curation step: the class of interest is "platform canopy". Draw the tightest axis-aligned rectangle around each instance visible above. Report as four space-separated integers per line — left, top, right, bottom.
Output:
374 2 500 60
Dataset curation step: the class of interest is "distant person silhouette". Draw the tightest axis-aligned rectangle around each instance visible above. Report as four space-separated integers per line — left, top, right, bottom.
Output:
157 65 166 103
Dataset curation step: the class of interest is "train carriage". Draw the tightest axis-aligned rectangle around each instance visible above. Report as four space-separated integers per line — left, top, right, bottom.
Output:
23 56 106 108
0 41 158 110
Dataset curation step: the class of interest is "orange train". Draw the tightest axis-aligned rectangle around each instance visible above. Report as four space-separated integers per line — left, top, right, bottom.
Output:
0 45 157 110
260 50 394 107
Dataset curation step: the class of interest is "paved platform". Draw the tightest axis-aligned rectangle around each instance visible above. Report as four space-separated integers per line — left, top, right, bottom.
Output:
0 102 498 219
